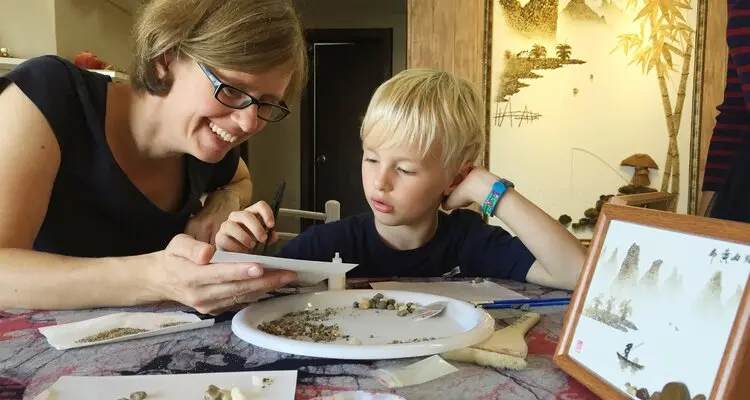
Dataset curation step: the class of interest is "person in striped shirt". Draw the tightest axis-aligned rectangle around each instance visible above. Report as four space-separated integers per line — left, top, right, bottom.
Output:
699 1 750 223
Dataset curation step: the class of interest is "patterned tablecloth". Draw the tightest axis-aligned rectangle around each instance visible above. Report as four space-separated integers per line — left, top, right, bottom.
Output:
0 279 599 400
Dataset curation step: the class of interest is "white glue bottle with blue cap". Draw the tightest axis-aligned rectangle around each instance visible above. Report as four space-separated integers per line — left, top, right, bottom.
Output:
328 251 346 290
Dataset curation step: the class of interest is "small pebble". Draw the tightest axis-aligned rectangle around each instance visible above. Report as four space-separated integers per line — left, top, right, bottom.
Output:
386 299 395 305
373 293 384 300
387 304 395 310
352 301 359 308
358 299 370 309
376 300 387 309
397 309 408 317
635 388 649 399
661 382 691 400
129 391 147 400
369 299 377 308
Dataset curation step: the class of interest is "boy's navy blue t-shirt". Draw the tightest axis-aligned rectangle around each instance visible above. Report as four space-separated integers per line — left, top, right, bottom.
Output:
0 56 240 257
277 209 536 279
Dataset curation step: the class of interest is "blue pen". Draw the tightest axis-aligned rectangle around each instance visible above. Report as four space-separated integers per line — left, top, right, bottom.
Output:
473 297 571 306
480 300 570 310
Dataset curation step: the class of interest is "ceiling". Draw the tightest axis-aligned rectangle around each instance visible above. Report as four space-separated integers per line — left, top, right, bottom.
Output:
106 0 141 15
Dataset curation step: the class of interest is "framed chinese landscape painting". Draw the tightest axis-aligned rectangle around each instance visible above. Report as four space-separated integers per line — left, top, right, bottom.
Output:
554 204 750 399
484 0 708 236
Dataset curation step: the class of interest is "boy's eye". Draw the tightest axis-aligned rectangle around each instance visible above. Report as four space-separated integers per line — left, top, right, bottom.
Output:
398 168 415 175
364 158 378 164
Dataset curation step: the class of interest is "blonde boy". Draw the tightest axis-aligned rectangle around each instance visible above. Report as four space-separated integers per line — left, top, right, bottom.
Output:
216 69 585 290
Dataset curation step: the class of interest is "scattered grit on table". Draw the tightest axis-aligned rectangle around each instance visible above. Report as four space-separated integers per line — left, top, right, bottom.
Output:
75 321 191 344
256 293 428 343
76 328 150 343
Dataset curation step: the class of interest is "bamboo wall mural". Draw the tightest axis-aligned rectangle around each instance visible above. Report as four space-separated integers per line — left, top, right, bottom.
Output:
613 0 695 200
486 0 706 236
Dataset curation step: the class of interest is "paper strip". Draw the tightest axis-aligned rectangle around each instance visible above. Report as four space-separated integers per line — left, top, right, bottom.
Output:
210 250 358 284
373 355 458 388
39 312 214 350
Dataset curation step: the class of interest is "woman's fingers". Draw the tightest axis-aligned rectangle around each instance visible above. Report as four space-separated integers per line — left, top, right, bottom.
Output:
191 262 265 285
166 234 215 264
199 269 297 303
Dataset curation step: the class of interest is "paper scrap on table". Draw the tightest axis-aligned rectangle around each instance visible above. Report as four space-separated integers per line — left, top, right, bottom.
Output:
32 370 297 400
210 250 358 285
310 392 406 400
39 311 214 350
370 280 527 303
373 355 458 388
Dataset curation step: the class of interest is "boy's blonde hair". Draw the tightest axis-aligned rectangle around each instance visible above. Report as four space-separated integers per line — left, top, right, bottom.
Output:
131 0 307 100
360 68 485 172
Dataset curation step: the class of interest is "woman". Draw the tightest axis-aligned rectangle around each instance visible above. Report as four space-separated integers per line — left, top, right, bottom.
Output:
0 0 305 313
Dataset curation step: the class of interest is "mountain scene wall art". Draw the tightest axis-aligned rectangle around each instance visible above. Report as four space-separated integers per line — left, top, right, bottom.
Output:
567 219 749 398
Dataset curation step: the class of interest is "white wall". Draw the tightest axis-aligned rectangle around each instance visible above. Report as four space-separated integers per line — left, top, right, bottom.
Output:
247 0 407 233
0 0 132 68
0 0 57 59
54 0 134 70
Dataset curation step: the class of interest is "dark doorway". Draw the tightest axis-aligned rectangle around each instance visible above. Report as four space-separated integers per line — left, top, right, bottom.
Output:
300 29 393 227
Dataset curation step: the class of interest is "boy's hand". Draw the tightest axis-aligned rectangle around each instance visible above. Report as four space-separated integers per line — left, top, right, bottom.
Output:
214 201 279 253
443 167 499 210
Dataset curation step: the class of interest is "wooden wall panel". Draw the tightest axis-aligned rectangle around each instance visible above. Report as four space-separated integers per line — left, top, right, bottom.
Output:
407 0 485 89
697 0 728 202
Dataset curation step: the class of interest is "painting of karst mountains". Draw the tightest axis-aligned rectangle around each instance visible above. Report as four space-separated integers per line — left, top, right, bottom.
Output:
570 219 750 399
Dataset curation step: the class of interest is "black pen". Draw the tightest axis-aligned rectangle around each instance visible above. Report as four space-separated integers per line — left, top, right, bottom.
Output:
259 180 286 255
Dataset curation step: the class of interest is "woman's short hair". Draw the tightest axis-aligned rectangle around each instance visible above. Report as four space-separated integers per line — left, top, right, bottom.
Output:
131 0 307 100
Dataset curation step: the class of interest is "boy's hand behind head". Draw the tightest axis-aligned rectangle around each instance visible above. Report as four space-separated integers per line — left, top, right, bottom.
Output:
443 167 499 210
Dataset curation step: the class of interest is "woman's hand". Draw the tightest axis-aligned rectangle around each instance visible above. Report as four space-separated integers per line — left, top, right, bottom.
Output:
150 234 296 315
185 189 242 244
214 201 279 253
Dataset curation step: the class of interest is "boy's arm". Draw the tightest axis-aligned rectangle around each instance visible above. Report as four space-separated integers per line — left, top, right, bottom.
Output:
446 168 586 291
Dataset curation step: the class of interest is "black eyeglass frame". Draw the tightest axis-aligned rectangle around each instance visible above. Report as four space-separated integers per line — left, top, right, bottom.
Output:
198 63 291 122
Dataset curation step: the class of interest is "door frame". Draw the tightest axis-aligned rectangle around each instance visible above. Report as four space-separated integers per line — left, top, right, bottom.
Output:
300 28 393 217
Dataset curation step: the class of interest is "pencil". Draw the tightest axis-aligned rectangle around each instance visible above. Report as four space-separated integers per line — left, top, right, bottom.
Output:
259 180 286 255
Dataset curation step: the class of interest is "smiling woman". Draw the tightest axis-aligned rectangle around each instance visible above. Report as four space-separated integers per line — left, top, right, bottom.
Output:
0 0 306 313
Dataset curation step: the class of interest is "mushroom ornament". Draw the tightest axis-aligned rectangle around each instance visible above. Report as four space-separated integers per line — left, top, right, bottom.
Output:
621 154 658 187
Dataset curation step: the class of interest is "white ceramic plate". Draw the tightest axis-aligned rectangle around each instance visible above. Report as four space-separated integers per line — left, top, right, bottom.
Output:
231 289 495 359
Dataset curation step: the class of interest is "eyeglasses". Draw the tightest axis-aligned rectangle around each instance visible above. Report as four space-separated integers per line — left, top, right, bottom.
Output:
198 63 291 122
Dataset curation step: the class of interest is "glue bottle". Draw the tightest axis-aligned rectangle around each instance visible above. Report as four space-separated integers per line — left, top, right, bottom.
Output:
328 251 346 290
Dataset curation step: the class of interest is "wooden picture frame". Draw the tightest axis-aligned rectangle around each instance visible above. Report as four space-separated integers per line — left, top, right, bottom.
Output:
554 204 750 399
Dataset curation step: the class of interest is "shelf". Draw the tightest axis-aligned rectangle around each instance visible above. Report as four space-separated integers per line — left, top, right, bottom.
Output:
0 57 26 74
0 57 130 82
87 69 130 82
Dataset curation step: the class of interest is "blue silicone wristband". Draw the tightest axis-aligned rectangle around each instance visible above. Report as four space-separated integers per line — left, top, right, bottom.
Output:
482 180 510 216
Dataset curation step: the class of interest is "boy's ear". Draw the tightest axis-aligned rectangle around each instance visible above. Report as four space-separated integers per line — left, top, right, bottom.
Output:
444 162 474 196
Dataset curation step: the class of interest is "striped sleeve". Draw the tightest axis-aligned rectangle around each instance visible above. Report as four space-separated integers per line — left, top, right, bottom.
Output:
704 5 750 192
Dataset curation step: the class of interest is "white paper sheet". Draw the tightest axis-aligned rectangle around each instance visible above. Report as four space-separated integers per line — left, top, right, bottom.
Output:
210 250 358 284
369 281 527 303
33 370 297 400
39 312 214 350
373 355 458 388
